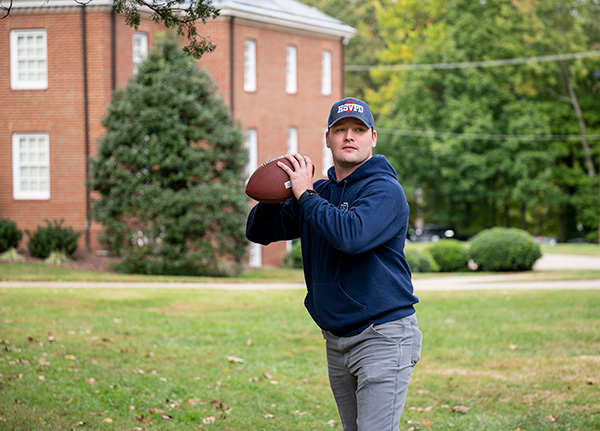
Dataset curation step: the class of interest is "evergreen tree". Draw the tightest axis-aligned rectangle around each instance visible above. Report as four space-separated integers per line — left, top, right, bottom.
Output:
89 33 248 276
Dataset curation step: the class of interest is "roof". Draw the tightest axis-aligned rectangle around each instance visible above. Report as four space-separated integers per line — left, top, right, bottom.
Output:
10 0 355 40
211 0 355 40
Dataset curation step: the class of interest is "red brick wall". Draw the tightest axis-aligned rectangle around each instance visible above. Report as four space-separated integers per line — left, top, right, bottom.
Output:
1 8 345 267
1 10 88 243
208 19 344 266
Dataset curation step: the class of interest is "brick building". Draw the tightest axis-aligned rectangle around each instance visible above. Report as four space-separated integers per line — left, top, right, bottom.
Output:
0 0 354 267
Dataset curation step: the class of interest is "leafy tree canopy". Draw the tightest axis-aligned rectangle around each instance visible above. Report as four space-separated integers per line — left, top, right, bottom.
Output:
1 0 219 58
89 32 248 276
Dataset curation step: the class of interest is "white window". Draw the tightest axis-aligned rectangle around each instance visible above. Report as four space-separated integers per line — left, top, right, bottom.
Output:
10 29 48 90
286 45 297 94
249 243 262 267
321 50 332 95
287 127 298 155
132 32 148 74
12 133 50 200
322 127 332 177
244 39 257 92
245 128 258 179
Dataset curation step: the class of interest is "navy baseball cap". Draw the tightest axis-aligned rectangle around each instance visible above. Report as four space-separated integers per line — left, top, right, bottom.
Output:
327 97 374 129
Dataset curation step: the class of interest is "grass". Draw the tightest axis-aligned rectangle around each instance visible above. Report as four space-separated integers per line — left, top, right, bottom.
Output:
0 287 598 430
0 262 307 284
1 242 600 284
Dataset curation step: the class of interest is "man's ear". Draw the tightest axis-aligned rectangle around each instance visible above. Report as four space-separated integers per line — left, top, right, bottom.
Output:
325 130 331 148
372 129 377 148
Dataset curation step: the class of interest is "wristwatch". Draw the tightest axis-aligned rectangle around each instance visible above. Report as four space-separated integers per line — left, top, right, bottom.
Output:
299 189 318 203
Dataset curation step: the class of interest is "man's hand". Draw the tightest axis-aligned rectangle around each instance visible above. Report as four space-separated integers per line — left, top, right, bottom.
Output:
277 154 315 200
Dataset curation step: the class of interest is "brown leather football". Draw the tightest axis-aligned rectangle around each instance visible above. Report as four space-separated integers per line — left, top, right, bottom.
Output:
245 156 294 203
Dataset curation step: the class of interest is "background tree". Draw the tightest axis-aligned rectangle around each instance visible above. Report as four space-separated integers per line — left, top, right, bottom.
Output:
366 0 600 242
89 32 248 276
1 0 219 59
300 0 384 100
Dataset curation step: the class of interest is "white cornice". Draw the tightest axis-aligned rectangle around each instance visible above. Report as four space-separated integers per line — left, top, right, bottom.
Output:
9 0 356 41
10 0 113 9
214 1 355 42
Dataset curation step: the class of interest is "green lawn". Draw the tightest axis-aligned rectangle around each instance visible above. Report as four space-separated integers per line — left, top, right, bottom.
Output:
0 287 598 430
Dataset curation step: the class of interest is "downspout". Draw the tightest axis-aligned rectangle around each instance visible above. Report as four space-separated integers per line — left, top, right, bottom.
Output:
229 16 235 114
112 8 117 91
82 5 91 252
340 37 345 96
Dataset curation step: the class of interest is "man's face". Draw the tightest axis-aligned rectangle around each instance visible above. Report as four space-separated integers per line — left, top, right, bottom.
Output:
326 117 377 175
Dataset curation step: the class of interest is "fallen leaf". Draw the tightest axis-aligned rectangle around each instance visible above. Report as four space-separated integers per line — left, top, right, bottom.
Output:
226 355 244 363
161 415 173 420
86 378 96 385
103 418 113 423
264 414 274 419
135 414 150 424
508 344 518 351
38 375 46 381
47 333 57 342
452 405 469 414
133 369 145 375
546 414 558 422
202 416 216 424
420 418 433 428
245 338 253 346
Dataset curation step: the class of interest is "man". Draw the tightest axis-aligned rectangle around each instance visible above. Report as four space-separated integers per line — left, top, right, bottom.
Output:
246 97 422 431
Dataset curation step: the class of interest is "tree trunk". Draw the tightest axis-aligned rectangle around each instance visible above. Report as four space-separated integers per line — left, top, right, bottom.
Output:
558 61 599 244
558 62 595 177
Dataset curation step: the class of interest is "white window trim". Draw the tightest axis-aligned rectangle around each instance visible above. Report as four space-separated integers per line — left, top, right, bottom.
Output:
10 29 48 90
132 32 148 74
249 242 262 267
286 45 297 94
245 128 258 180
287 127 298 155
244 39 257 92
321 50 332 96
322 127 332 177
12 133 51 200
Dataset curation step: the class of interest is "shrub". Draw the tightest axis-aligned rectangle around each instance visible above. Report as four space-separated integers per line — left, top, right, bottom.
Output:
0 218 23 253
470 227 542 272
27 220 81 259
284 241 303 269
426 239 470 272
406 249 439 273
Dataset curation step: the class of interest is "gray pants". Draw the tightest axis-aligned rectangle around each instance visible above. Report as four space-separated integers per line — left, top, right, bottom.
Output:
322 314 422 431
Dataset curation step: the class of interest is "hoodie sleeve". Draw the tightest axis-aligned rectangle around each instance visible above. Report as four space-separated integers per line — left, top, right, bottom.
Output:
246 200 301 245
300 177 408 255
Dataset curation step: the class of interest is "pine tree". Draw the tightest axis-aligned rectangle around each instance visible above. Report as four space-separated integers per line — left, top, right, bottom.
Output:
90 33 248 276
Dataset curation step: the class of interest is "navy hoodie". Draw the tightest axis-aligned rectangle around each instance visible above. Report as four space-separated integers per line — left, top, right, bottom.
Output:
246 155 418 337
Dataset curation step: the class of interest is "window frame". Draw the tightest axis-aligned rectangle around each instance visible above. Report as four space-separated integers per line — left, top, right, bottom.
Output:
10 29 48 90
132 32 148 74
321 50 332 96
245 128 258 180
287 127 298 155
244 39 257 92
12 133 51 200
286 45 297 94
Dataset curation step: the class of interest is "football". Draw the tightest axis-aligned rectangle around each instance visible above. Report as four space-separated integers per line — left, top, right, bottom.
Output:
245 156 295 203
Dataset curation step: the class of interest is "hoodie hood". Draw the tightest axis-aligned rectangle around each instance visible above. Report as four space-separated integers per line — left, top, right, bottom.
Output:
327 154 398 184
